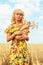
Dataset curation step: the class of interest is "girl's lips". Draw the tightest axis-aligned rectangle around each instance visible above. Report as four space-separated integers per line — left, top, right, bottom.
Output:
18 17 20 19
17 18 21 20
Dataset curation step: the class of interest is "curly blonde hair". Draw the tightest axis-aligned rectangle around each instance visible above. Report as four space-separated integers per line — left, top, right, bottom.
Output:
11 9 24 24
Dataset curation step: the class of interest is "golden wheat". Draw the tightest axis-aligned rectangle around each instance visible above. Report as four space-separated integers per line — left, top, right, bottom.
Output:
0 44 43 65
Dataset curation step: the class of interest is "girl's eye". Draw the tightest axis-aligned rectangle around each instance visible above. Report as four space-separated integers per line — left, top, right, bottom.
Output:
16 13 23 16
20 14 23 16
17 13 19 15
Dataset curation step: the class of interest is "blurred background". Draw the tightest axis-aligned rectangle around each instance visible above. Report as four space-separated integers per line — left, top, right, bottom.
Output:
0 0 43 44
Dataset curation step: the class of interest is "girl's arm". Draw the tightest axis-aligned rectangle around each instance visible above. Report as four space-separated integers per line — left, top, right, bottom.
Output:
6 22 30 42
6 30 24 42
15 33 29 41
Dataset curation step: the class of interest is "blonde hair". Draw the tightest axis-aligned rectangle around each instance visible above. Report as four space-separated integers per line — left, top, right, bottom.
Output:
11 9 24 24
4 9 26 34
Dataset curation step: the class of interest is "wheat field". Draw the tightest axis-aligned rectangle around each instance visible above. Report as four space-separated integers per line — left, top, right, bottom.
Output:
0 43 43 65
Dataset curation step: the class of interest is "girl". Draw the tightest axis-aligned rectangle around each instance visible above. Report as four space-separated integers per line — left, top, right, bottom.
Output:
4 9 31 65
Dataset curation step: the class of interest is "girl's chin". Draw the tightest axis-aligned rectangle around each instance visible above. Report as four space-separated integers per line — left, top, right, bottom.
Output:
17 19 21 21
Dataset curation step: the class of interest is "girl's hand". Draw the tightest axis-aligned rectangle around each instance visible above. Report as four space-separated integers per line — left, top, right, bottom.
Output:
15 34 29 41
27 22 31 27
20 22 31 31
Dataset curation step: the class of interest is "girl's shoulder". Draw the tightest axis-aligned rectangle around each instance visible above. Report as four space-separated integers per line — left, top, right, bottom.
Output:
4 23 17 34
4 23 14 34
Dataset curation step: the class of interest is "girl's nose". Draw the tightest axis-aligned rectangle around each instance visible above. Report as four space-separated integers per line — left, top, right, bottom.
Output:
17 14 20 17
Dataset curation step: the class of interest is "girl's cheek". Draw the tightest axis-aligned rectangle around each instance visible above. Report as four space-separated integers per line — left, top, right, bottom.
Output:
20 16 23 18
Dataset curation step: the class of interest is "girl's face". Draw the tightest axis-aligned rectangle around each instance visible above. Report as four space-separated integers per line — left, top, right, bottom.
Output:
14 10 24 21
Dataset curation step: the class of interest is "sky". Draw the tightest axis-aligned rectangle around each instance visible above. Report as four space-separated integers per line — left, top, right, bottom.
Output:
0 0 43 44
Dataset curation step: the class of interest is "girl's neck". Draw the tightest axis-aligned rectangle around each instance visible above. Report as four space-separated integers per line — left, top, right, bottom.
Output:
15 20 22 24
